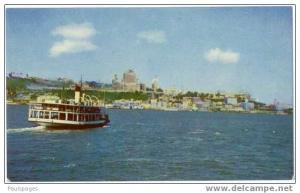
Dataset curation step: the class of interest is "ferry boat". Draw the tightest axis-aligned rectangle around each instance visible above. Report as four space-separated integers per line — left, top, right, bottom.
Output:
28 85 110 129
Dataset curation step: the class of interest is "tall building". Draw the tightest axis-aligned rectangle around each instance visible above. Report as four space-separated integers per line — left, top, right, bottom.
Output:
123 69 136 83
122 69 140 91
112 74 122 90
111 69 143 91
140 83 146 91
152 77 159 92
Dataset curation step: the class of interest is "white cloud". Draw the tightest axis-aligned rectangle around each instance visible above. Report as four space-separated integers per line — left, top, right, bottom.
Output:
49 22 97 57
137 30 166 44
52 23 96 39
49 39 97 57
205 48 240 64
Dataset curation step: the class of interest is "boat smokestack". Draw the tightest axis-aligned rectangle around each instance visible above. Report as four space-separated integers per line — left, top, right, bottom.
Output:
75 85 81 104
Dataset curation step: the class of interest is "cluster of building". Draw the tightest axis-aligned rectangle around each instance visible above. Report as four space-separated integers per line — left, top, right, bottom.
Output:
111 69 160 92
107 69 257 112
106 69 292 113
108 92 258 112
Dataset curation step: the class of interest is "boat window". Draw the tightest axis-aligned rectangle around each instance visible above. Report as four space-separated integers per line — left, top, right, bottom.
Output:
59 113 66 120
30 111 34 118
39 111 44 118
34 111 38 118
45 112 49 119
80 107 85 113
79 114 83 121
67 113 74 121
51 112 59 119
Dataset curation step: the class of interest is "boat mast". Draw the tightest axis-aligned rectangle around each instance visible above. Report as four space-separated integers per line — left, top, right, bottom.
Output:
103 88 105 106
74 75 83 104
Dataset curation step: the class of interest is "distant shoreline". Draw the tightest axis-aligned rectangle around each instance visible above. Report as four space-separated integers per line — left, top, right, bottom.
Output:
6 102 292 116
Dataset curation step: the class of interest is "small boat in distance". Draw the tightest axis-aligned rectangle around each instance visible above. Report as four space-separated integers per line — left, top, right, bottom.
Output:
28 85 110 129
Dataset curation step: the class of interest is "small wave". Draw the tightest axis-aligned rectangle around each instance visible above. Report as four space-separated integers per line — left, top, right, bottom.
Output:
41 156 56 161
185 137 203 142
188 130 205 134
214 131 221 135
7 126 45 134
125 158 153 162
63 163 76 168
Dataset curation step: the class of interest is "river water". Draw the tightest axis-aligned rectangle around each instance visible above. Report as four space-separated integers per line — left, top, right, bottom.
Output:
6 104 293 181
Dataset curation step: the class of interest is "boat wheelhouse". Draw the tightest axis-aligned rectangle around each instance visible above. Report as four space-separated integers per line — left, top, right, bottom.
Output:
28 85 109 129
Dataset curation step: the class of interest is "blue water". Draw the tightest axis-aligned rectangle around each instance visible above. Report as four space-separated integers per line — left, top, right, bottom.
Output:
6 104 293 181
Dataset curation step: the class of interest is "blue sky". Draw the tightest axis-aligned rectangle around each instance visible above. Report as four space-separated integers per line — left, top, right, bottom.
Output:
6 7 293 104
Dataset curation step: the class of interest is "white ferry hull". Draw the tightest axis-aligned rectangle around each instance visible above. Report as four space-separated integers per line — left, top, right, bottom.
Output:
28 118 109 129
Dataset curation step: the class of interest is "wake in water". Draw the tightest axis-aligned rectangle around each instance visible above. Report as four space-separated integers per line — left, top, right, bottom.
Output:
7 126 46 134
7 125 108 134
7 126 87 134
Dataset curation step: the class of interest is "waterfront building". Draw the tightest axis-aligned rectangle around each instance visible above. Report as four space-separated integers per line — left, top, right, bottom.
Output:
236 92 251 101
225 97 238 105
192 97 210 111
164 88 181 96
199 101 210 111
212 93 225 100
150 99 158 109
182 97 193 110
241 102 255 111
112 99 143 109
192 97 202 104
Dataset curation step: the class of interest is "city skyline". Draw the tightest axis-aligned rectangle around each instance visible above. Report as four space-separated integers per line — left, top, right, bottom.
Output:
6 6 294 104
